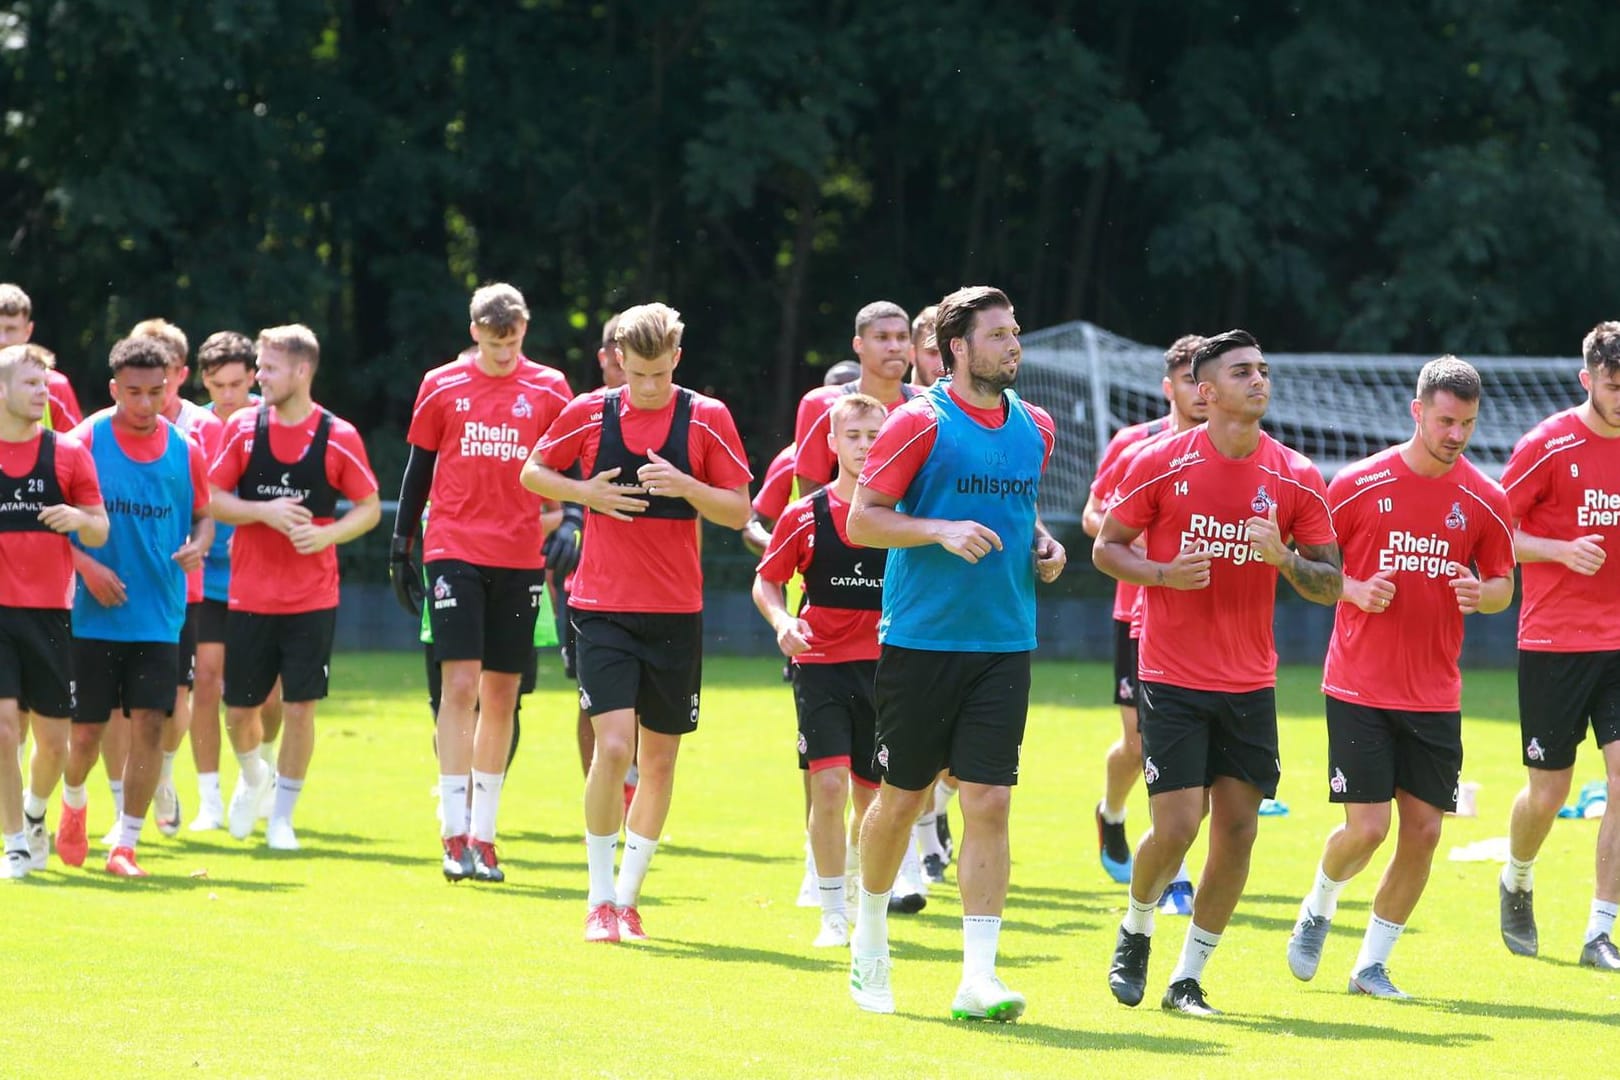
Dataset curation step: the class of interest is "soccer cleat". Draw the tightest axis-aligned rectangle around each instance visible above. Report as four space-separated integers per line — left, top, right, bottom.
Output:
1580 933 1620 971
55 802 88 868
1348 963 1410 999
936 807 953 862
849 954 895 1014
922 852 947 885
154 782 182 837
814 911 851 948
617 905 647 942
888 889 927 915
100 822 121 848
1287 911 1333 981
3 848 28 880
1499 882 1538 957
25 816 48 871
1161 978 1221 1015
441 835 475 882
899 839 929 898
585 902 621 943
1096 806 1132 884
105 846 148 877
188 800 225 832
1159 879 1195 916
950 973 1026 1022
469 839 505 883
227 770 270 840
266 818 300 851
797 864 819 908
1109 927 1152 1007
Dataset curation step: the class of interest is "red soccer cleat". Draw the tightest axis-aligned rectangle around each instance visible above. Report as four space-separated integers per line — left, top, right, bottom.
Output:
105 846 148 877
585 902 621 943
56 802 88 868
617 905 647 942
623 782 637 818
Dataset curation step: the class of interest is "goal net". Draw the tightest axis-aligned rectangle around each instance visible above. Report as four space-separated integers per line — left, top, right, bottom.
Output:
1017 320 1587 525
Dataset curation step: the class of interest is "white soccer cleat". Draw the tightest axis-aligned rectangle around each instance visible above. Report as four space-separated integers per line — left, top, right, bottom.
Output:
796 847 818 907
154 782 182 837
850 953 895 1013
99 822 121 848
25 818 48 871
898 835 929 899
188 800 225 832
951 973 1026 1022
813 912 851 948
227 770 269 840
255 771 277 822
3 849 29 880
266 817 299 851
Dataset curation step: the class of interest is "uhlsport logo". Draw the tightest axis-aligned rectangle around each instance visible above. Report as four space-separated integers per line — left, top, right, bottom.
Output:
512 393 533 418
1330 767 1348 794
1251 484 1275 514
1143 756 1159 785
432 575 456 610
1445 501 1467 530
1526 737 1545 762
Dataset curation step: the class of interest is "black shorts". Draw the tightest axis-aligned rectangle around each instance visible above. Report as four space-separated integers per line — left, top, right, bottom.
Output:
223 608 337 707
1518 650 1620 770
196 598 229 645
873 645 1030 791
1112 620 1139 708
1325 696 1462 811
177 602 200 688
572 609 702 736
792 660 880 786
73 638 177 722
425 560 544 675
0 607 75 718
1138 681 1280 798
425 642 539 716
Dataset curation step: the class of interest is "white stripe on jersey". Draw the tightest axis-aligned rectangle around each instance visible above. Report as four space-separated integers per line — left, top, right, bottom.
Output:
414 378 473 412
1259 464 1334 532
536 417 602 454
692 419 751 476
1330 475 1399 515
758 514 815 578
1503 437 1585 492
1460 484 1515 550
863 417 938 488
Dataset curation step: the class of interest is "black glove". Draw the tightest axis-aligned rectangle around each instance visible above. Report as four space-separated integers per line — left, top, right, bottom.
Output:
389 534 423 616
543 505 584 577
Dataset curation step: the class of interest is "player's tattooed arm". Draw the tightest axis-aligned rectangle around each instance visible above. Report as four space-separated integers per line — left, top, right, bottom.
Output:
1280 541 1343 605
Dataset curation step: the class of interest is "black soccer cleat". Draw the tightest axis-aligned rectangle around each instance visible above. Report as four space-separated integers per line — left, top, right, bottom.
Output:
1161 978 1221 1016
1580 932 1620 971
1499 881 1538 957
1108 927 1152 1007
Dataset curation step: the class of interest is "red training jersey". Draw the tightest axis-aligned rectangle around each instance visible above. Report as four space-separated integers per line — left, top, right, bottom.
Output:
755 488 879 664
1108 426 1336 694
1322 447 1515 711
859 387 1056 499
752 443 797 522
46 371 83 431
1092 418 1176 625
535 385 751 613
0 430 102 609
1501 407 1620 652
209 405 378 614
407 355 572 569
166 398 226 603
794 384 916 487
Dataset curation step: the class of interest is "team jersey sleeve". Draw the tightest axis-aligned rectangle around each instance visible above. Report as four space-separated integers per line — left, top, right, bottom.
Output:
755 498 816 585
406 374 445 450
1106 446 1163 532
1090 429 1132 498
1286 462 1336 546
793 388 829 448
536 394 597 472
208 416 251 490
57 437 102 507
1029 404 1056 475
689 398 753 488
49 376 83 430
753 449 797 521
1469 482 1518 580
1499 433 1550 525
794 409 835 484
857 403 936 500
187 441 211 515
328 422 380 501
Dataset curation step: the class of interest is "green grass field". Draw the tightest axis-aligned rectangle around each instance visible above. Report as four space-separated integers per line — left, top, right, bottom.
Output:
3 654 1616 1078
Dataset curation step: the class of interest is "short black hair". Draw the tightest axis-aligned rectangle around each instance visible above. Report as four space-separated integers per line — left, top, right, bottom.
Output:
197 330 256 376
935 285 1012 364
1190 329 1261 382
108 335 171 374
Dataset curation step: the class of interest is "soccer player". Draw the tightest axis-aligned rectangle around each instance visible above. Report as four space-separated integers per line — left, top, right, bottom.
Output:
0 285 82 430
0 345 106 878
1285 357 1514 998
521 301 751 943
209 324 380 851
391 284 571 882
754 393 888 947
844 285 1063 1021
54 336 211 877
1094 329 1341 1016
793 302 916 493
908 306 943 388
1082 334 1206 902
743 362 860 558
1495 321 1620 971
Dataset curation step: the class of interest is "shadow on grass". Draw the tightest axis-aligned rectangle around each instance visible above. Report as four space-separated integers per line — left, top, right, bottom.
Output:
31 870 300 894
1421 996 1620 1024
902 1014 1228 1055
635 936 1059 971
1224 1013 1489 1047
177 833 420 869
659 843 798 866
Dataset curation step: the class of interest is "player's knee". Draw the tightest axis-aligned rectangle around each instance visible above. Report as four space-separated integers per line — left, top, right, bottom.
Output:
959 784 1012 825
592 730 635 772
1526 775 1572 817
1344 812 1390 853
1209 811 1258 852
0 715 18 749
810 768 848 808
1403 812 1443 853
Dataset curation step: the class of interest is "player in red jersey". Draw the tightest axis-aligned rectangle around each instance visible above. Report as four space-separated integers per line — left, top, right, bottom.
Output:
1094 329 1342 1016
0 345 107 878
743 362 860 558
908 306 943 388
1082 334 1206 897
1496 322 1620 971
391 283 572 883
522 301 752 943
1285 357 1515 998
0 285 81 431
754 393 888 946
209 325 380 852
793 302 916 493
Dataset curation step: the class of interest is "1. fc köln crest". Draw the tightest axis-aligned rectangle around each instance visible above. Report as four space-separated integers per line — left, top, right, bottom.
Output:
1251 484 1275 514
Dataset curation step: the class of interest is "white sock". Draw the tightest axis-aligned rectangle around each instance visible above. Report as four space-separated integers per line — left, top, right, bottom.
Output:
1354 914 1403 972
469 769 504 843
198 772 222 805
1501 855 1534 893
159 750 176 784
1303 861 1349 920
1169 921 1222 984
260 739 278 769
439 774 469 838
585 830 618 908
915 811 944 860
962 915 1001 980
118 812 143 850
845 841 860 880
23 791 47 820
934 780 955 815
1587 899 1619 944
1099 799 1127 826
614 828 659 908
1122 891 1157 937
271 776 303 823
1171 861 1192 886
235 748 267 787
853 886 890 958
108 779 124 818
818 875 847 918
63 783 87 810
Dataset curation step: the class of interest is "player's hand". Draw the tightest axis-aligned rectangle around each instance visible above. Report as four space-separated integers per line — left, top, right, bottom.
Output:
37 504 88 534
1449 564 1483 613
171 538 206 572
287 522 333 556
1243 505 1290 566
580 467 649 521
1347 569 1397 614
935 520 1003 564
78 556 126 607
1033 535 1067 583
389 534 423 616
542 507 583 576
1562 533 1607 576
1160 541 1213 590
259 496 313 535
774 617 813 658
637 449 692 501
